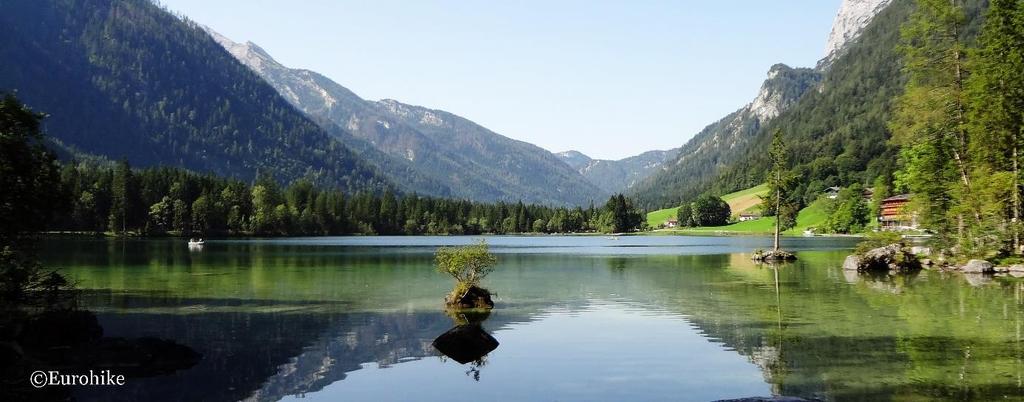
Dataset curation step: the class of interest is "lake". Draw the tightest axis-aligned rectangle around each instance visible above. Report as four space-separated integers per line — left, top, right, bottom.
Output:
37 235 1024 401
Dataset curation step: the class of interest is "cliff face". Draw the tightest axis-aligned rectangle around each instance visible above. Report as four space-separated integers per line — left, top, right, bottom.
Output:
820 0 895 68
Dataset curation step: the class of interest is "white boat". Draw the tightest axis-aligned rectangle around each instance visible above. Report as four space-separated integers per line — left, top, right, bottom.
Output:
187 238 205 247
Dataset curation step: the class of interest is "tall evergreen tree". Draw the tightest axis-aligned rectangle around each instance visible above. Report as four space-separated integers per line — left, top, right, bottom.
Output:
109 159 133 234
967 0 1024 253
764 129 797 251
891 0 983 252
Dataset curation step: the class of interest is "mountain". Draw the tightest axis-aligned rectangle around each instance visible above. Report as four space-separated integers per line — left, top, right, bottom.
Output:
632 0 987 210
554 149 679 194
0 0 390 193
206 30 606 206
820 0 895 68
631 64 823 209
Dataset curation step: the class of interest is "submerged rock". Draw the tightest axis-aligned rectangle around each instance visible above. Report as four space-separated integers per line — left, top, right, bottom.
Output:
751 249 797 262
961 259 994 274
19 310 103 348
963 273 995 287
845 244 921 272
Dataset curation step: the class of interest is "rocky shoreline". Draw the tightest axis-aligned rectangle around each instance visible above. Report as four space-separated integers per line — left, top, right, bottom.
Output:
844 243 1024 277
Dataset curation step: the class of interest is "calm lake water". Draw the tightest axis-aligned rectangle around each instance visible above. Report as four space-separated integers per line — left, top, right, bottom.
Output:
38 235 1024 401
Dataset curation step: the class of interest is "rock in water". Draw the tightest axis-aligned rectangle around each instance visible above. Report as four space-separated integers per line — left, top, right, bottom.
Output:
845 244 921 272
445 286 494 309
961 259 994 274
751 249 797 262
842 255 862 271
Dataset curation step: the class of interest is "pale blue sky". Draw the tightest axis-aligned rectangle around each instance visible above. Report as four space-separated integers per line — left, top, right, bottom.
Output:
162 1 840 160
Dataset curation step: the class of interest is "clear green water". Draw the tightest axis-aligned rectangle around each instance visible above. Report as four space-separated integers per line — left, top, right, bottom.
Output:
38 236 1024 401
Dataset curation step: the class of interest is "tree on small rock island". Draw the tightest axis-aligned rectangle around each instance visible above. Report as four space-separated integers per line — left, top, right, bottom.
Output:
763 129 798 252
436 240 498 309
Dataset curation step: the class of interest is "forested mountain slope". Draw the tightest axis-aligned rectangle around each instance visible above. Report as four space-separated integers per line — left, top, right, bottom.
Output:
0 0 388 193
697 0 987 206
632 0 987 210
631 64 822 209
207 30 606 206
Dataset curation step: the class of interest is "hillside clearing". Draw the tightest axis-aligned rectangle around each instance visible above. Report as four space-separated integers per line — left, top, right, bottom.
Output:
646 183 769 227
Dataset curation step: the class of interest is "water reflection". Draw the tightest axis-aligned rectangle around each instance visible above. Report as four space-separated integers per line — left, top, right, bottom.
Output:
30 237 1024 401
432 311 500 377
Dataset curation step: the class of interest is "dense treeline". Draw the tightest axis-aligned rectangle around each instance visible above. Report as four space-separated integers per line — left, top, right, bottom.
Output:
0 89 647 237
53 160 646 236
890 0 1024 259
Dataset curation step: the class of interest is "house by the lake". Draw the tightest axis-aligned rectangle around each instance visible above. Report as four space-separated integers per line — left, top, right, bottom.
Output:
665 218 678 228
879 194 917 230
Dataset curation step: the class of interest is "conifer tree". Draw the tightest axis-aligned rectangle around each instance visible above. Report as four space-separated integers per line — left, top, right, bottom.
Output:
967 0 1024 253
765 129 796 251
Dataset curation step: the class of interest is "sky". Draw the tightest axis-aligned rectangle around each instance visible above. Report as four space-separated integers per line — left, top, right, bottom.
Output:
161 0 840 160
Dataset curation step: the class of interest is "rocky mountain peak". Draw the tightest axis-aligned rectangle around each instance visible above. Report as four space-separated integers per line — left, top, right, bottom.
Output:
820 0 893 67
749 64 820 122
555 151 594 171
202 26 282 76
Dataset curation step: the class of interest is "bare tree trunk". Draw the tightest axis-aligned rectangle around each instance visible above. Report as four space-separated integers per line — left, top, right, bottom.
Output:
1015 142 1021 254
950 8 981 225
774 170 781 252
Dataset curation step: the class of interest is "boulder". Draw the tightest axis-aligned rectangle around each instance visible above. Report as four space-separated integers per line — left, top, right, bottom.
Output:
842 255 861 271
961 259 994 274
445 286 494 310
751 249 797 262
846 244 921 272
910 246 932 256
1009 264 1024 273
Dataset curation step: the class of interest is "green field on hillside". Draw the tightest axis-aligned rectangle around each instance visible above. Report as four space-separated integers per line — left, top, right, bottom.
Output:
646 183 769 227
653 197 830 235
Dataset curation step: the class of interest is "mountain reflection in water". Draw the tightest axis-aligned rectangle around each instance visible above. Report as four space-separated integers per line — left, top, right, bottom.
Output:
28 236 1024 401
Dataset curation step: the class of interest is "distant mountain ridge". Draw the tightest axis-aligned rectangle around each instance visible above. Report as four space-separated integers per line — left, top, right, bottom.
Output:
206 29 606 206
554 149 679 194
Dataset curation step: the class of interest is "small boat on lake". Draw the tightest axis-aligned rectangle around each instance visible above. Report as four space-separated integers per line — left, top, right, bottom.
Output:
188 238 205 247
